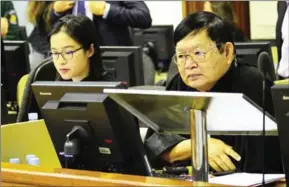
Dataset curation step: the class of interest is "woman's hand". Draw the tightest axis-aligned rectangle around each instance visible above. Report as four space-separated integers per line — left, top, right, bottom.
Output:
53 1 75 13
208 137 241 172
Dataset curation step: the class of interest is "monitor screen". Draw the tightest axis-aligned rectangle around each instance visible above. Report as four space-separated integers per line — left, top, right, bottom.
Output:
31 81 152 176
100 46 144 87
133 25 174 62
3 40 30 101
132 25 174 71
235 41 273 67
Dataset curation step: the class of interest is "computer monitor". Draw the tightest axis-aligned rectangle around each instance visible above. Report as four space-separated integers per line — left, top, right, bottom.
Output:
235 41 273 67
1 39 7 88
1 39 9 125
132 25 174 71
100 46 144 87
133 25 174 61
3 40 30 101
32 81 126 116
271 84 289 186
31 81 152 176
1 84 8 125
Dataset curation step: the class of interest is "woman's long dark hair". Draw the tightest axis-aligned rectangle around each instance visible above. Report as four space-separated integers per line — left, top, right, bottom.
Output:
27 1 54 32
49 15 104 80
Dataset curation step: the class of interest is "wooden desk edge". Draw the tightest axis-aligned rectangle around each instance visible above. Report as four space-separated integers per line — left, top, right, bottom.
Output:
1 163 228 186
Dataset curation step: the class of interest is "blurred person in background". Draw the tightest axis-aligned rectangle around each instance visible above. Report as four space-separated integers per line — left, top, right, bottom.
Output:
27 1 54 70
1 1 20 40
203 1 246 42
276 1 289 79
50 1 152 46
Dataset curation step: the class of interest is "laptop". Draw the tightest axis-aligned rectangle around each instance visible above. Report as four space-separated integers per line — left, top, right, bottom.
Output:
1 119 62 168
271 83 289 186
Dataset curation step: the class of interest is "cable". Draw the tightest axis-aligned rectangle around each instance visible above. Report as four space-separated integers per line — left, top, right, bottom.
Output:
262 73 266 187
257 51 270 187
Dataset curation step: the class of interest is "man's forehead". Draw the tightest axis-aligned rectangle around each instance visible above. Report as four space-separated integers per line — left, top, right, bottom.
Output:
176 30 213 50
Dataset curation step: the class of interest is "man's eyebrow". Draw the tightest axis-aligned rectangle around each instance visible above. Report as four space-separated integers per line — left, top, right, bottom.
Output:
176 43 216 52
176 45 200 52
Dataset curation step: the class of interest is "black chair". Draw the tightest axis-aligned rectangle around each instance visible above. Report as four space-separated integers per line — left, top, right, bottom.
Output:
19 26 28 40
18 26 30 55
16 58 56 122
155 57 178 87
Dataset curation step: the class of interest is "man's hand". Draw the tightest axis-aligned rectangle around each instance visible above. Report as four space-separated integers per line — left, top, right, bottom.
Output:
88 1 106 16
1 17 9 37
53 1 75 13
208 137 241 172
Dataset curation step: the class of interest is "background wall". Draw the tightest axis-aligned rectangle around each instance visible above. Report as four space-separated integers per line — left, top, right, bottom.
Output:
249 1 278 40
144 1 183 30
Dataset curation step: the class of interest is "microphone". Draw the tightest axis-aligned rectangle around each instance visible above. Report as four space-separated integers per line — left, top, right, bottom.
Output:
257 51 271 187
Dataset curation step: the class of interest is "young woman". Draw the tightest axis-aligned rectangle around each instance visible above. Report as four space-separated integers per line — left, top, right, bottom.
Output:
17 15 114 122
49 15 113 81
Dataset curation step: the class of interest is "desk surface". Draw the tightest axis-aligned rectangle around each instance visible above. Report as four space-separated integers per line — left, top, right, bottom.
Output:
1 163 286 186
1 162 227 186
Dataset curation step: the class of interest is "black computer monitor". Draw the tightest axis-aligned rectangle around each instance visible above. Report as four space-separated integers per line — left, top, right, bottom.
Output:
3 40 30 101
235 41 273 67
1 39 7 87
1 39 8 125
31 81 152 176
133 25 174 71
100 46 144 87
271 83 289 186
1 84 8 125
32 81 126 114
133 25 174 61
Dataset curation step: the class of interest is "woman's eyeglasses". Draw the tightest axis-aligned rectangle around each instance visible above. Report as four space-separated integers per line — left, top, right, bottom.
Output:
50 47 83 61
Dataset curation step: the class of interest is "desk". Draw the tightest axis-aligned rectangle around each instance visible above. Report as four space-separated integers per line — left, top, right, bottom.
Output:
1 163 287 186
1 162 228 186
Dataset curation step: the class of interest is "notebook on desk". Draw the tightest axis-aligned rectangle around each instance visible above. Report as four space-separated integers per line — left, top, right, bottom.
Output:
1 120 62 168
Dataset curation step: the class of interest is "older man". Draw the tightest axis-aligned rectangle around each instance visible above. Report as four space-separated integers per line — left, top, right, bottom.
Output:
145 11 283 174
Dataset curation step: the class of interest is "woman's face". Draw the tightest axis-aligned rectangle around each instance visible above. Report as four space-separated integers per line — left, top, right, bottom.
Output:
50 30 93 82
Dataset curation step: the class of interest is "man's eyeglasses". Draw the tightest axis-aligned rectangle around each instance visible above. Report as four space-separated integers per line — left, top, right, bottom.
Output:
173 44 219 65
50 47 83 61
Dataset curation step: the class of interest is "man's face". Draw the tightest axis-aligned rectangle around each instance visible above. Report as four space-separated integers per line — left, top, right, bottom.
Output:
175 29 234 91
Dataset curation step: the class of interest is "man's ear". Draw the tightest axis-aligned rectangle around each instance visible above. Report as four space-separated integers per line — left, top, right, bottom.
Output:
87 44 95 58
225 42 234 65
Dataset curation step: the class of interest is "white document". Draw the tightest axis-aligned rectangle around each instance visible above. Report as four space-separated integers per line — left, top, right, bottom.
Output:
209 173 285 186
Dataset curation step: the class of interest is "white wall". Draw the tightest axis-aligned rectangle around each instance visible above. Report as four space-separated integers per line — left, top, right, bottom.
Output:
145 1 183 30
13 1 183 35
249 1 278 40
13 1 33 35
